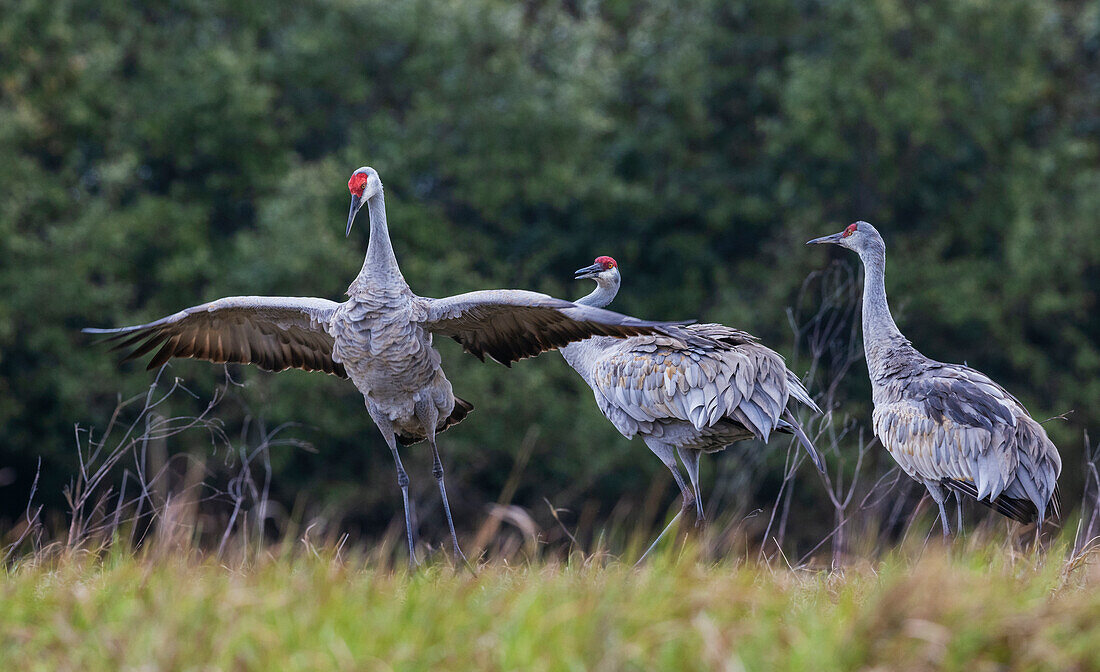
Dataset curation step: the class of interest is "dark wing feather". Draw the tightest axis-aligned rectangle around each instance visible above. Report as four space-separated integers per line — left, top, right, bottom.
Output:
680 323 758 347
422 290 686 367
83 296 347 377
910 376 1016 431
940 478 1038 524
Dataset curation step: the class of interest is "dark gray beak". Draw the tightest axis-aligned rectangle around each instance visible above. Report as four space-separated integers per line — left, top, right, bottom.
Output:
346 195 364 237
574 263 604 280
806 232 843 246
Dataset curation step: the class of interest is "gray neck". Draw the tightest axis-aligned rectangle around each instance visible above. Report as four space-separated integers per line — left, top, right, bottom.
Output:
561 277 620 379
858 244 909 379
355 191 405 288
574 277 620 308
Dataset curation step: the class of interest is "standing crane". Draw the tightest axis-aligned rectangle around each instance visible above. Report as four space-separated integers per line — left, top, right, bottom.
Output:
560 256 824 553
807 221 1061 535
84 167 683 566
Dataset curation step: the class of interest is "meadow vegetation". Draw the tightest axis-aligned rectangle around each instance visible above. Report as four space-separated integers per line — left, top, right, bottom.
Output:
3 535 1100 671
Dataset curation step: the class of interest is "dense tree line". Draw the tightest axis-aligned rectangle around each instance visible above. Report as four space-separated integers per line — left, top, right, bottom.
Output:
3 0 1098 548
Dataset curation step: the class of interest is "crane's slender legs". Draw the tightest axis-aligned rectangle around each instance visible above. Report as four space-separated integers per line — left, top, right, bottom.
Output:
926 482 951 539
428 436 468 565
389 439 418 567
372 415 418 568
935 499 951 538
636 440 694 566
676 447 705 525
644 439 695 516
954 491 964 534
417 399 472 571
635 509 683 567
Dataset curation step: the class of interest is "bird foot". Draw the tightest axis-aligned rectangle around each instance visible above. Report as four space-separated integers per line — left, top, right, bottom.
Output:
454 547 478 576
679 496 706 528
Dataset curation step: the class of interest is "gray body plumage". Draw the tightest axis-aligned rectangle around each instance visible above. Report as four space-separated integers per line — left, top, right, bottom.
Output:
560 260 823 520
808 221 1061 528
85 167 681 562
562 325 817 449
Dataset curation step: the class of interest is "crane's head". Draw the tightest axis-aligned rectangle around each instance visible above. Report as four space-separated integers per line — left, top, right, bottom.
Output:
806 221 884 255
574 255 620 283
346 166 382 237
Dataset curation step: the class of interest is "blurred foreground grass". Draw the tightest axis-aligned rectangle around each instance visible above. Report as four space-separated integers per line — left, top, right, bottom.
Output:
3 540 1099 671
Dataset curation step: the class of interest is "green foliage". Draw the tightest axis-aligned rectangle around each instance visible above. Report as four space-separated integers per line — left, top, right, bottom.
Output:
2 0 1099 544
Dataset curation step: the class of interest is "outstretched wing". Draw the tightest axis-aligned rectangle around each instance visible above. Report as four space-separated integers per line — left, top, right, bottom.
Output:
421 290 685 366
83 296 346 377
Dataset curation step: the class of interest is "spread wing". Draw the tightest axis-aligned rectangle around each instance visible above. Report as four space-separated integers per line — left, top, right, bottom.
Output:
83 296 346 377
874 362 1060 521
421 290 685 366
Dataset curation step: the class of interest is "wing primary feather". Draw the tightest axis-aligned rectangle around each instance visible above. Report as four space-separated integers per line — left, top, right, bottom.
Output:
83 297 347 378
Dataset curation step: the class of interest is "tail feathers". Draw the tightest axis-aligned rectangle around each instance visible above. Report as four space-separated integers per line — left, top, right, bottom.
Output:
999 444 1060 523
396 396 475 447
445 396 475 432
731 400 773 444
785 371 821 415
1009 418 1062 522
781 409 826 473
940 478 1041 524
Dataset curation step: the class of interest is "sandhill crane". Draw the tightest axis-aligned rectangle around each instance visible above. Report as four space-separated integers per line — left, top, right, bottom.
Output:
560 256 824 551
85 167 683 566
807 221 1061 535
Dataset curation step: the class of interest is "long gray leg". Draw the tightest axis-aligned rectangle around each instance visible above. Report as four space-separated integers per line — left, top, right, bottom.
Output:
635 509 684 568
954 491 963 534
417 400 473 571
676 447 705 525
428 435 467 564
636 439 693 566
390 438 418 566
644 439 694 515
925 481 951 539
372 415 418 567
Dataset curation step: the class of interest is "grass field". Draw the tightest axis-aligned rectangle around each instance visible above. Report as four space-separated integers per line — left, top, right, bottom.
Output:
3 538 1099 671
4 378 1095 671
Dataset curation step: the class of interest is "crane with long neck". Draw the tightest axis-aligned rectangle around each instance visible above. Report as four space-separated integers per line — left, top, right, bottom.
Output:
559 256 823 559
85 168 685 566
807 221 1061 534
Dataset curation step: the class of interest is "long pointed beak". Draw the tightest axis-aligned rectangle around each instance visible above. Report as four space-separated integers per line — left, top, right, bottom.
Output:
574 263 604 280
806 232 843 246
346 195 364 237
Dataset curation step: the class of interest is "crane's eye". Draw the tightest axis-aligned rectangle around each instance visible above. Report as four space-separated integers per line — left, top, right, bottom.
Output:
842 223 858 238
348 173 369 196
